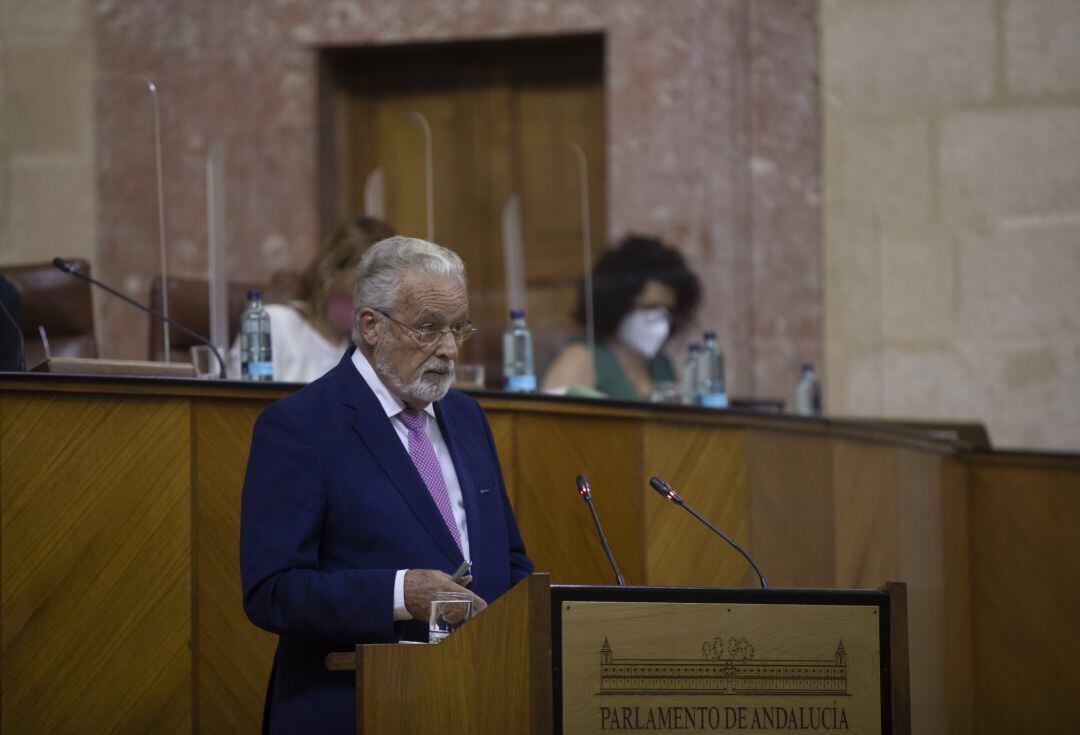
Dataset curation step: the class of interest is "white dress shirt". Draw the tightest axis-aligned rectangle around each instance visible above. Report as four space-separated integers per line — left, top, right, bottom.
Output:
351 348 471 621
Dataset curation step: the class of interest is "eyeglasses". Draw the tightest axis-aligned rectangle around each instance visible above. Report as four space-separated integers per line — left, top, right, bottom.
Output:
375 309 478 346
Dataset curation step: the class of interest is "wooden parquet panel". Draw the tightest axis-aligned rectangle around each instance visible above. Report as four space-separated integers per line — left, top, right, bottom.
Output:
831 440 899 588
744 430 834 587
0 393 191 733
511 413 644 585
486 411 517 506
969 457 1080 733
3 377 1075 734
193 399 277 733
642 424 749 587
895 448 948 734
941 457 974 735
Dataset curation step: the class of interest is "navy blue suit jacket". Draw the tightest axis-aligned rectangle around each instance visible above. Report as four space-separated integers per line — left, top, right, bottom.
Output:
240 348 533 734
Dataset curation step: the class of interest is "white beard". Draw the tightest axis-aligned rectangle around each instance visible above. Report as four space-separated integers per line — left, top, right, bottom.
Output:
374 343 454 405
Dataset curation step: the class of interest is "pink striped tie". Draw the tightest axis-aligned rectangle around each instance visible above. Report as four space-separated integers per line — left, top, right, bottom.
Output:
398 408 462 551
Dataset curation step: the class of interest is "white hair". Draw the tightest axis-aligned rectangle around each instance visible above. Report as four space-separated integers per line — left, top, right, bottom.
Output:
351 236 467 344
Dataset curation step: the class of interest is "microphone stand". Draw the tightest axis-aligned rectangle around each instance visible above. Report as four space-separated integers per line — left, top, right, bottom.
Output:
649 476 769 589
576 474 626 586
52 258 227 379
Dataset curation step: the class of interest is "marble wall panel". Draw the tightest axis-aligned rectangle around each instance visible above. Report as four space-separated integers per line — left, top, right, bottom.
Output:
83 0 822 404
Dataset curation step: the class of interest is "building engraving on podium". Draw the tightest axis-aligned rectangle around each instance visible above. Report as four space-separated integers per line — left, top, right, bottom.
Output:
599 635 848 696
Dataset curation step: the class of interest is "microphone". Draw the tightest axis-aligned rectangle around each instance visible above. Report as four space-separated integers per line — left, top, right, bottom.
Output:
576 474 626 586
52 257 226 379
649 476 769 589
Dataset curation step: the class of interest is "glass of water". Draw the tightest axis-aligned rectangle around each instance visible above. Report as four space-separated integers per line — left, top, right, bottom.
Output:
428 591 473 643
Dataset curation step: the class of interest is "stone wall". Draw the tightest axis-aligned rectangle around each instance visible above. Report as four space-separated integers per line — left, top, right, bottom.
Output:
823 0 1080 451
54 0 819 403
0 0 96 268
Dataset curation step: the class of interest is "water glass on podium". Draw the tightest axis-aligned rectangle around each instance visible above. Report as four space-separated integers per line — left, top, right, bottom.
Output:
190 345 218 379
428 591 473 643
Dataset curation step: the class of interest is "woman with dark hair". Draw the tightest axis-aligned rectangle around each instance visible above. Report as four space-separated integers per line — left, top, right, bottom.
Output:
228 216 395 382
542 235 702 400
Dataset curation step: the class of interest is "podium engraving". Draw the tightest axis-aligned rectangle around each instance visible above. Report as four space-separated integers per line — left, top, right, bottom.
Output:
599 636 849 695
560 601 882 734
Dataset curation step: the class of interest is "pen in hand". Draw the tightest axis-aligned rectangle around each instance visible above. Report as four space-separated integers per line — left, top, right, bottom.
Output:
450 560 471 584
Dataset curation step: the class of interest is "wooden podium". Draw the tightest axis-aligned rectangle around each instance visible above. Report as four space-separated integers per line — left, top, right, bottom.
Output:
332 574 910 734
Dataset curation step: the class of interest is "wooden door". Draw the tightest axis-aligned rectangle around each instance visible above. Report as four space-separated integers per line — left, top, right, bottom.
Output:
323 36 605 384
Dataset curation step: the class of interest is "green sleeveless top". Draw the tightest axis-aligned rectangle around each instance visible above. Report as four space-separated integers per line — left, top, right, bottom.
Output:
586 340 677 401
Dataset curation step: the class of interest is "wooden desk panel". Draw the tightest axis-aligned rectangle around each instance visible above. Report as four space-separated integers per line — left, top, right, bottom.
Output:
507 412 645 585
1 392 192 733
642 423 749 587
193 399 277 733
969 455 1080 734
745 429 835 588
1 376 1077 734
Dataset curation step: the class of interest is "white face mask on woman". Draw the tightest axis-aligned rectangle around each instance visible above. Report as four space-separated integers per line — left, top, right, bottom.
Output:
616 307 671 359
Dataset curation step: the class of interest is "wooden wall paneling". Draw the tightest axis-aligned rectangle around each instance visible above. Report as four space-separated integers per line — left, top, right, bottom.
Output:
895 448 948 735
0 393 191 732
467 79 515 374
969 457 1080 733
516 81 605 375
193 399 277 733
831 440 899 588
641 422 750 587
510 413 643 585
744 429 834 588
329 42 604 384
941 456 973 735
485 409 516 507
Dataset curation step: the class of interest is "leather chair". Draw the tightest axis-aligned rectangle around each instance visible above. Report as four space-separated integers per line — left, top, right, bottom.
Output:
0 259 97 368
147 272 301 362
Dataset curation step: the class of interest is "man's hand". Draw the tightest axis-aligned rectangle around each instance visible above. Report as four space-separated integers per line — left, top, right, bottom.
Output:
404 569 488 622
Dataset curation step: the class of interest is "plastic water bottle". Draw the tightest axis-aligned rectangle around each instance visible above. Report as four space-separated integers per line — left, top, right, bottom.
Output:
502 309 536 392
698 331 728 408
240 289 273 381
794 362 822 416
682 343 702 405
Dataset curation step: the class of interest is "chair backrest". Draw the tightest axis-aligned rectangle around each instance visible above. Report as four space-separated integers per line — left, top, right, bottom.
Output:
147 273 300 362
0 259 97 367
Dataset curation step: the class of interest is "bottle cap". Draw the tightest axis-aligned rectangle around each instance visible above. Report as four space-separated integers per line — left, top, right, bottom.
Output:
801 362 814 371
689 343 702 351
509 309 525 319
703 330 717 340
247 289 263 301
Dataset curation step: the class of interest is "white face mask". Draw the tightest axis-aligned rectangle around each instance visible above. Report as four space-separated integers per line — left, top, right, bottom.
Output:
616 308 671 359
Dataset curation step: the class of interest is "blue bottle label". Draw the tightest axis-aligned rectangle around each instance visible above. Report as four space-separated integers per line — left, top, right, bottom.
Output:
505 374 537 392
699 392 728 409
244 361 273 378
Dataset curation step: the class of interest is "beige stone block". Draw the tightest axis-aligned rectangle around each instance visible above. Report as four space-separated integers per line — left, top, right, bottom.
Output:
825 217 883 348
940 106 1080 226
3 0 90 45
1006 0 1080 97
825 218 885 415
4 157 95 264
957 220 1080 341
872 339 1080 452
954 338 1080 451
822 0 994 118
4 44 95 156
838 118 931 227
878 346 976 422
881 227 957 346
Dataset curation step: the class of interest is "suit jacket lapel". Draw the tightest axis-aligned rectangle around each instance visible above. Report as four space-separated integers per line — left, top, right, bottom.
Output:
435 399 482 562
333 352 464 565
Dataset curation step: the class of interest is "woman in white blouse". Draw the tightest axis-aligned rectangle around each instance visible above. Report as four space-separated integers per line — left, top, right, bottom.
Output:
230 217 394 382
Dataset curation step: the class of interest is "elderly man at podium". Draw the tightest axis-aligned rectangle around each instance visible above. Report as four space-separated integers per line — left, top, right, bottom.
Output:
240 236 533 734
